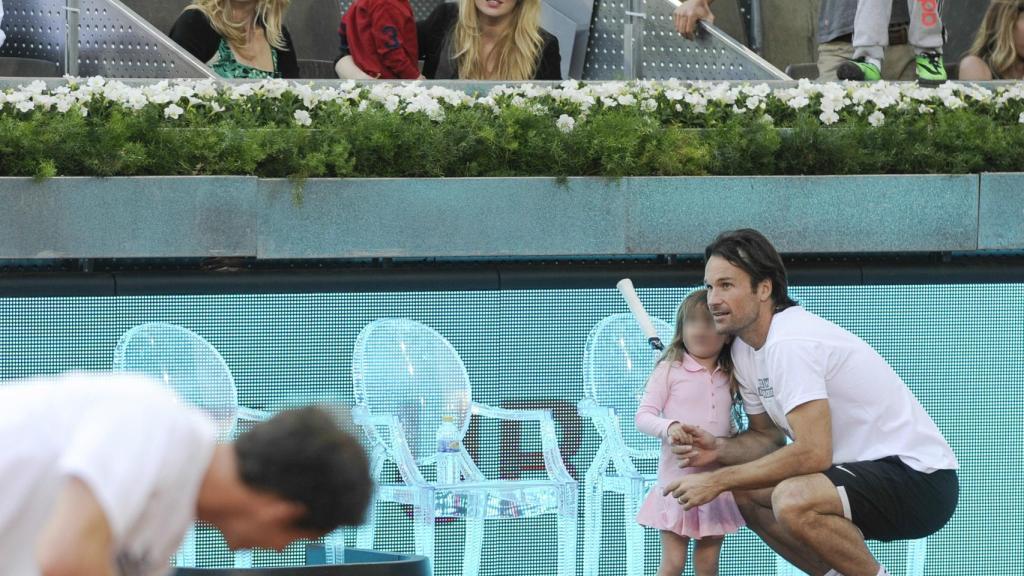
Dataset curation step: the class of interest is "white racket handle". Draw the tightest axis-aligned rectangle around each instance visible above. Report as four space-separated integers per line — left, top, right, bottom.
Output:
616 278 664 350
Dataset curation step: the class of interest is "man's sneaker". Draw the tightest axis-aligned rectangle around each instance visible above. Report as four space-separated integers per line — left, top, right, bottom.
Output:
837 58 882 82
916 52 947 85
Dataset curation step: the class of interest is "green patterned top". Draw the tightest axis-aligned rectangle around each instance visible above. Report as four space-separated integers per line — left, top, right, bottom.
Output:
210 39 280 79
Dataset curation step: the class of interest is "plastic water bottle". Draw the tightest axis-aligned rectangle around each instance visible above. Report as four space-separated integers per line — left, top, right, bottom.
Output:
436 415 460 485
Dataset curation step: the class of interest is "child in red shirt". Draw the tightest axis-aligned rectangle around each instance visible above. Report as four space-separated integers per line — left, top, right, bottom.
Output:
339 0 422 79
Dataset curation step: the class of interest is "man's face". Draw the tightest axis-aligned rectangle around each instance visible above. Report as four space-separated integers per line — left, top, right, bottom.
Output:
704 255 768 337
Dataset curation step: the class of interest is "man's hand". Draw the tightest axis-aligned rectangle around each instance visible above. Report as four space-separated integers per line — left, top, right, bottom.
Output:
662 471 723 510
671 423 719 468
673 0 715 39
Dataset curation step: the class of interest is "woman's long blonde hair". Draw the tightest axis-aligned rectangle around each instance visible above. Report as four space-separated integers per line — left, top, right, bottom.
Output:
968 0 1024 79
453 0 545 80
185 0 291 51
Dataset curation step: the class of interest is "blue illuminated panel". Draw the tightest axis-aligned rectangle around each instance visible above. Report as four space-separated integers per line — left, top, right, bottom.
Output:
0 285 1019 575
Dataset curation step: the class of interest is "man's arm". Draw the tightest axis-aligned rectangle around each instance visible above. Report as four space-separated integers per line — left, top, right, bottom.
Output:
712 400 832 491
36 477 116 576
672 411 786 467
667 400 833 507
717 411 787 465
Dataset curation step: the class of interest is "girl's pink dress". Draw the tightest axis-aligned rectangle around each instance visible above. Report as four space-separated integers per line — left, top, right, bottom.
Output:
634 353 745 538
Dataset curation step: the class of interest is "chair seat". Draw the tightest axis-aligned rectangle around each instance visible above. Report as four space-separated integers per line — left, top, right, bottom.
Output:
379 479 574 519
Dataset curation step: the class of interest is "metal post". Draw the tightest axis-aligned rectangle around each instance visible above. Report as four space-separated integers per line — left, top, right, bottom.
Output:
749 0 763 55
623 0 647 79
65 0 80 76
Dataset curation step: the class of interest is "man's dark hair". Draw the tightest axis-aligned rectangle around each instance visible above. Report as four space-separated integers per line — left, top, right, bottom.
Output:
235 406 372 532
705 228 798 311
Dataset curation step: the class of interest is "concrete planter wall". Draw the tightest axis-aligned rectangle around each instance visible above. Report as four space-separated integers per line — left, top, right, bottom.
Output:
0 174 1019 259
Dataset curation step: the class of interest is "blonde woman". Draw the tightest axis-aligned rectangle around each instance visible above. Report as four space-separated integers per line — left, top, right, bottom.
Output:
170 0 299 79
960 0 1024 80
335 0 560 80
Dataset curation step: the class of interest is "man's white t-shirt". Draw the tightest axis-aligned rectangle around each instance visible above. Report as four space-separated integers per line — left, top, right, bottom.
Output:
0 372 217 576
732 307 958 473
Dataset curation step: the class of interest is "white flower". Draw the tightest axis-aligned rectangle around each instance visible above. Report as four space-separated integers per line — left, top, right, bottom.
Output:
788 96 810 110
745 96 762 110
641 99 658 112
1019 112 1024 124
819 110 840 125
617 94 636 106
79 107 89 118
664 89 685 101
674 104 682 112
164 103 184 119
760 114 774 125
868 110 885 127
555 114 575 133
210 102 225 113
16 100 34 113
918 104 934 114
293 109 312 127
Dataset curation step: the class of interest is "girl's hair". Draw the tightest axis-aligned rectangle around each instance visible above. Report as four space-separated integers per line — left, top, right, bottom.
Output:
968 0 1024 79
660 289 743 428
452 0 545 80
660 289 732 374
185 0 291 51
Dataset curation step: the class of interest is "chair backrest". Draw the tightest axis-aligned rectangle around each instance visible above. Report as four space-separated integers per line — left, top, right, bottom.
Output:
583 313 673 455
352 319 472 465
113 322 238 441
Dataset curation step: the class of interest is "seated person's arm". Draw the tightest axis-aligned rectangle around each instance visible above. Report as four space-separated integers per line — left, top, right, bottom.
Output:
370 4 423 79
279 26 301 79
535 34 562 81
958 55 993 81
36 477 116 576
335 55 375 79
169 9 221 63
674 0 716 38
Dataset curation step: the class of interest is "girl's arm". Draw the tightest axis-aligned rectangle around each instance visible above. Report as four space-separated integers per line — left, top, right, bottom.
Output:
635 362 677 439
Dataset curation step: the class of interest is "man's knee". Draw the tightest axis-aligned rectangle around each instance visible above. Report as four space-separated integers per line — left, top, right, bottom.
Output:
771 477 818 531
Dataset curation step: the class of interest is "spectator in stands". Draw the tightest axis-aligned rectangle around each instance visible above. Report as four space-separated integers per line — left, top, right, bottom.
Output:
960 0 1024 80
340 0 425 79
672 0 918 81
335 0 561 80
836 0 946 84
170 0 299 79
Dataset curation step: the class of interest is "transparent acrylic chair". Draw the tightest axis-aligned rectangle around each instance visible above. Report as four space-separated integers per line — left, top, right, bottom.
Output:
113 322 269 568
577 312 673 576
351 318 578 576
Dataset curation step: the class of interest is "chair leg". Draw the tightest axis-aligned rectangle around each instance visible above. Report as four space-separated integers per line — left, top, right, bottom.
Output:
906 538 927 576
582 480 604 576
462 516 485 576
558 485 579 576
624 497 645 576
324 528 346 564
176 524 198 567
355 498 377 549
412 503 436 561
233 549 253 568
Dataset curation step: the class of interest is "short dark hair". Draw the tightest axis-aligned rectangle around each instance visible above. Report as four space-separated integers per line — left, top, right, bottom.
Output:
235 406 373 532
704 228 798 311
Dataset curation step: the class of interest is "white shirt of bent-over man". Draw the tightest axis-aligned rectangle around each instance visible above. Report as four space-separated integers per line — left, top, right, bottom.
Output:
0 372 217 576
731 306 958 474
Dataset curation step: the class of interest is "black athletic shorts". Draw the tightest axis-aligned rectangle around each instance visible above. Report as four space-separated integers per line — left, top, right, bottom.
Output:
822 456 958 542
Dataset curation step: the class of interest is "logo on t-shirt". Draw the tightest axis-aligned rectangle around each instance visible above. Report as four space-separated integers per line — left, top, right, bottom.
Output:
757 377 774 399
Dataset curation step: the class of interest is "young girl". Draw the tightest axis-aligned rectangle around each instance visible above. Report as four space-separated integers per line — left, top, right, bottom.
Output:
635 289 744 576
960 0 1024 81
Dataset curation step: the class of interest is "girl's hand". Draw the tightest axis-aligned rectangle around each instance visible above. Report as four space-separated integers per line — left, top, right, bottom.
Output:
666 422 692 446
671 424 719 468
